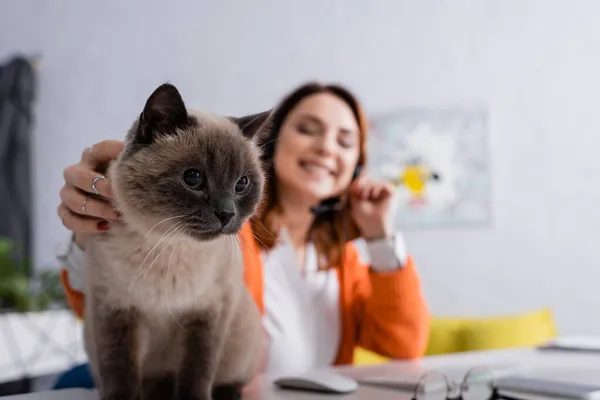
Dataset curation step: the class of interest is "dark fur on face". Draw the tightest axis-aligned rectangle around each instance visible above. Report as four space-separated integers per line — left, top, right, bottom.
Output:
113 83 269 241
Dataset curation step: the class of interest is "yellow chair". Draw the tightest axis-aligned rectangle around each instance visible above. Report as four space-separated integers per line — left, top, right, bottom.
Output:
456 308 557 352
353 308 557 366
353 346 391 366
425 317 465 356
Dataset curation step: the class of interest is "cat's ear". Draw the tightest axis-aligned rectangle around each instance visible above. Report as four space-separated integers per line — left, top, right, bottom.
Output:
230 110 272 140
136 83 191 145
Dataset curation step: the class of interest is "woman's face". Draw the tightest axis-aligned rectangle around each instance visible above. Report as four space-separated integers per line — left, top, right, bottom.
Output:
273 92 361 205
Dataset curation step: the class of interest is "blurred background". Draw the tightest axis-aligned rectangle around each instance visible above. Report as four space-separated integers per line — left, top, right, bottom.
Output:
1 0 600 395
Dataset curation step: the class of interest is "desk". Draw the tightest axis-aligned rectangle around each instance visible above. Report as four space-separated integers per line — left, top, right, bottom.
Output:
0 386 488 400
7 347 600 399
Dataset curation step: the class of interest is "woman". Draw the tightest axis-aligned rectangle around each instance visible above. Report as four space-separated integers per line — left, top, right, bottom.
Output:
56 81 429 385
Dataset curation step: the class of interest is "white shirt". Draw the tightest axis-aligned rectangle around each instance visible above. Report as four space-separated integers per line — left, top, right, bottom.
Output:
260 228 407 377
60 230 407 377
261 229 341 377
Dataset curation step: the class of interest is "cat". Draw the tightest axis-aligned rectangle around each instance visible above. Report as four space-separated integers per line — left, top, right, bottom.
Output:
82 83 269 400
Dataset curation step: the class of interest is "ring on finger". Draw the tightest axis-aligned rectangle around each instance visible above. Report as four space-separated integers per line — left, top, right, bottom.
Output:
81 195 91 215
90 175 106 195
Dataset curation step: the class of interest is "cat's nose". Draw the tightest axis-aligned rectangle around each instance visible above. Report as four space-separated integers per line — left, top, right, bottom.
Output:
215 210 235 226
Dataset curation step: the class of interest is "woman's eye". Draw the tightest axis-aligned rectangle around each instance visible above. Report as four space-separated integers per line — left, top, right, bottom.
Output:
339 138 355 148
339 138 354 148
235 176 250 194
182 168 204 190
297 124 315 134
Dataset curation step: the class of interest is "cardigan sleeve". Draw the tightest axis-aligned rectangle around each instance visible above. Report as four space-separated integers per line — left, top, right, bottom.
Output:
61 268 86 319
351 245 430 359
58 238 87 319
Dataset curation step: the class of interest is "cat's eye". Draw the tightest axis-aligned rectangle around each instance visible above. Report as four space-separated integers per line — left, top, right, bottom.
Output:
235 176 250 194
182 168 204 190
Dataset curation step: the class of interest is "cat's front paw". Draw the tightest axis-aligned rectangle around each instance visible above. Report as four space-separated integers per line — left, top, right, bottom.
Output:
141 374 176 400
101 391 140 400
178 395 210 400
212 383 242 400
177 389 211 400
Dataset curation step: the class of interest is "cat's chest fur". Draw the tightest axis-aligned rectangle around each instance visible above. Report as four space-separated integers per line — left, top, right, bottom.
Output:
85 222 243 315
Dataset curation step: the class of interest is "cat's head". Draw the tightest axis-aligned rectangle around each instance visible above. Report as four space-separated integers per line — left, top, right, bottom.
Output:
111 83 269 241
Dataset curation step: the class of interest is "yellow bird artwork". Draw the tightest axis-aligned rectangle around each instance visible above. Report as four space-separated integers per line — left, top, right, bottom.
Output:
391 159 441 206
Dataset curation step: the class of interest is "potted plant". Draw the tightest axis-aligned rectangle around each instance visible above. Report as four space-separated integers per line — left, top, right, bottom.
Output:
0 237 65 313
0 237 79 396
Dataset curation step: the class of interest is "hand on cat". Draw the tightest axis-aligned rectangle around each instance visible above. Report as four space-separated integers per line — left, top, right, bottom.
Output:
58 140 124 240
349 176 397 240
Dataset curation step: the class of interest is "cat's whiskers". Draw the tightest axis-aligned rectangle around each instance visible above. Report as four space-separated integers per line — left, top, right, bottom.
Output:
228 234 241 267
250 218 276 240
134 214 187 251
135 220 186 274
143 225 183 304
128 220 185 307
175 227 193 311
175 245 183 318
165 236 181 316
143 223 183 276
228 235 238 254
234 234 254 258
251 232 269 250
166 229 189 331
128 220 184 288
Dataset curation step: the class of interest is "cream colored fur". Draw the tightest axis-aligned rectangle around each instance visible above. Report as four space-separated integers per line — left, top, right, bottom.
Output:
82 83 267 398
83 221 262 387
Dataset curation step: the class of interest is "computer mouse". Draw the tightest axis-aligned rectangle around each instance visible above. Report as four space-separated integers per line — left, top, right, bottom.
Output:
274 370 359 394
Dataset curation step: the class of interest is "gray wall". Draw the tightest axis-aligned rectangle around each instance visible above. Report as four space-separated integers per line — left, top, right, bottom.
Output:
2 0 600 334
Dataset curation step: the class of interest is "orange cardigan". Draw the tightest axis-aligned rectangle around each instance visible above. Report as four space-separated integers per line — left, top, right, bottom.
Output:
60 222 430 364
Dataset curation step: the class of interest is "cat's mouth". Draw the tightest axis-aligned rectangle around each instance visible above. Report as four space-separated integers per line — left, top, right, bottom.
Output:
181 218 240 240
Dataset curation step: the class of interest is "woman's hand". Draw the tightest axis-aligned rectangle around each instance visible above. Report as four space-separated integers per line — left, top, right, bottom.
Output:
349 177 397 240
57 140 124 245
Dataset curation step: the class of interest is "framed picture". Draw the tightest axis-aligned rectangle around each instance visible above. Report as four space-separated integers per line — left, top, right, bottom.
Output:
367 107 491 229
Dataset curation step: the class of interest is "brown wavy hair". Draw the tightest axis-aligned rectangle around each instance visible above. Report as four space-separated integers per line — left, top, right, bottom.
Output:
250 82 368 269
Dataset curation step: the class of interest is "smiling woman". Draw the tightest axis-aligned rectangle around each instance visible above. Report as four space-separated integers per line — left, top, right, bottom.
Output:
252 83 368 269
275 93 361 203
54 81 430 391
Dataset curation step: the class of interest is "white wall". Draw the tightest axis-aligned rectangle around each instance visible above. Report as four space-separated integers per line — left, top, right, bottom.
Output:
2 0 600 334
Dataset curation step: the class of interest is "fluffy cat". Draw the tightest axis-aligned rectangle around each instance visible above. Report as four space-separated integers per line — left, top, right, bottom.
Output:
83 83 269 400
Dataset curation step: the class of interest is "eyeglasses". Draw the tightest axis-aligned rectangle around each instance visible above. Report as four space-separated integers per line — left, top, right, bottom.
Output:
410 367 521 400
